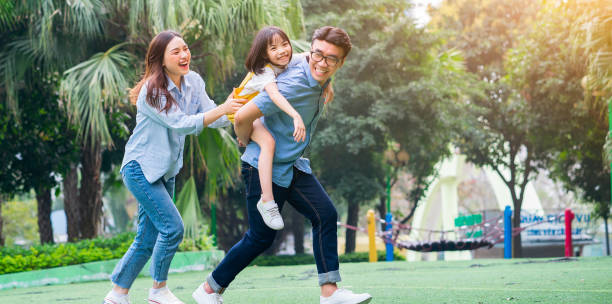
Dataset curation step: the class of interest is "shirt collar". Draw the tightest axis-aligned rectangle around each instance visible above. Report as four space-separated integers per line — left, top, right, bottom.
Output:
166 74 190 93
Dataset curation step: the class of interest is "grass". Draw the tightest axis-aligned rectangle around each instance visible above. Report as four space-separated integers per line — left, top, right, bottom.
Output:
0 256 610 303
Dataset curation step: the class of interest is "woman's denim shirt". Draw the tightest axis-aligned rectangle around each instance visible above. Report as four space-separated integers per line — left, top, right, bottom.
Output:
121 71 229 183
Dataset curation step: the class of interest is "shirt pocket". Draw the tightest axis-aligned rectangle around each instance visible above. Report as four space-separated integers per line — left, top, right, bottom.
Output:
187 99 201 114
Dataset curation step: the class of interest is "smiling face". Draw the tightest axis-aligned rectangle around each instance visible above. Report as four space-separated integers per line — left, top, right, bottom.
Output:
266 34 292 67
309 39 344 85
163 37 191 79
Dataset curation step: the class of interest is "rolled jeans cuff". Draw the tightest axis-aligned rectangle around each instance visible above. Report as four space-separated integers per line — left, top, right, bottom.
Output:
206 273 225 294
318 270 341 286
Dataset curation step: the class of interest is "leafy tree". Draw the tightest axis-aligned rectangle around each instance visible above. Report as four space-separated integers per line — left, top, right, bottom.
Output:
564 0 612 254
1 196 39 246
302 0 467 252
431 0 543 257
0 70 78 244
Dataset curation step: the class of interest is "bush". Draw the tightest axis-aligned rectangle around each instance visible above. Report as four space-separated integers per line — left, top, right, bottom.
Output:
250 250 405 267
0 231 216 275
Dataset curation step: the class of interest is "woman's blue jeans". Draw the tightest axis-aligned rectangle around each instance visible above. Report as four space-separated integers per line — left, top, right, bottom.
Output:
207 162 341 293
111 160 184 289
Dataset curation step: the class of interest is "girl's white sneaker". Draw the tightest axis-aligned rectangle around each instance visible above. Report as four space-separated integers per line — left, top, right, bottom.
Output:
257 198 284 230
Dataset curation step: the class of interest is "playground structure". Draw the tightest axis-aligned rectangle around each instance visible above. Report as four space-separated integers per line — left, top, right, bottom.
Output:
338 150 597 261
339 205 582 262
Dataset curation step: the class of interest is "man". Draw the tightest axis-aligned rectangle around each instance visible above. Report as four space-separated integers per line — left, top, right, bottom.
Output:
192 26 373 304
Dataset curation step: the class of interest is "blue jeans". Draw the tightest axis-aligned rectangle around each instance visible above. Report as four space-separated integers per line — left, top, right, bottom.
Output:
111 160 184 288
207 162 341 293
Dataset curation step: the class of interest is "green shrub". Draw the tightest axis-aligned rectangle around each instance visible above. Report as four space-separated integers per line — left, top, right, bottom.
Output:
0 231 216 275
250 250 405 267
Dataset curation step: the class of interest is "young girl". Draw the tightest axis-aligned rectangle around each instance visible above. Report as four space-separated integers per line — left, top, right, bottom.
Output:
228 26 332 231
103 30 243 304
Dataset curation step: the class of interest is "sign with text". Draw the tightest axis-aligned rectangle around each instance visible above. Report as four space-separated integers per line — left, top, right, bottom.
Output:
520 211 593 242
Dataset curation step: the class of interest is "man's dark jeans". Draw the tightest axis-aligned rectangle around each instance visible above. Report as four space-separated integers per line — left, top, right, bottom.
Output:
207 162 341 292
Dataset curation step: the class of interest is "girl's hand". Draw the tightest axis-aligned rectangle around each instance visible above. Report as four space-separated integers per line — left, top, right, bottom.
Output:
323 85 334 104
292 114 306 142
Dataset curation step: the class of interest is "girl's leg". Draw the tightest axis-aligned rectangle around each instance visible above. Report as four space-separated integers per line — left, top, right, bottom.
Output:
251 119 275 202
250 119 284 230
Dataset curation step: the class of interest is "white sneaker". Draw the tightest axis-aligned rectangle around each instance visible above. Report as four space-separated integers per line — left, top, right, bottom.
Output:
320 288 372 304
256 197 284 230
147 287 184 304
192 284 223 304
102 290 130 304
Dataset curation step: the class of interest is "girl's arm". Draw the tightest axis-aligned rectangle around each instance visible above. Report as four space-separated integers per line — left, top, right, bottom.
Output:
263 82 306 142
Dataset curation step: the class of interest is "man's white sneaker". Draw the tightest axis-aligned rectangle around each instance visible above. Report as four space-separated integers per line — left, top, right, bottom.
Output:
102 290 130 304
320 288 372 304
147 287 184 304
192 284 223 304
256 198 284 230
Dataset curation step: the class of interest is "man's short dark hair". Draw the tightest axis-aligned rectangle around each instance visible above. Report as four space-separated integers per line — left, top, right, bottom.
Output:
311 26 352 58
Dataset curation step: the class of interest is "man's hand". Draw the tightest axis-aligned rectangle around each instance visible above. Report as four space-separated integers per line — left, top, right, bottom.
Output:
292 114 306 142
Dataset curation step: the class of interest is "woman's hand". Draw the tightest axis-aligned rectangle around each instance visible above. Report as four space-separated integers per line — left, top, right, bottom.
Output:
223 91 247 115
292 114 306 142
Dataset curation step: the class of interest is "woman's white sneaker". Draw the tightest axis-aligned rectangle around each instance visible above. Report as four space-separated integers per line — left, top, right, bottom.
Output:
192 284 223 304
102 290 130 304
147 287 184 304
320 288 372 304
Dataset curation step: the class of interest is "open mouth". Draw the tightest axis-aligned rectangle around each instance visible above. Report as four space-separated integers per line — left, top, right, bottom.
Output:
314 66 328 75
179 61 189 68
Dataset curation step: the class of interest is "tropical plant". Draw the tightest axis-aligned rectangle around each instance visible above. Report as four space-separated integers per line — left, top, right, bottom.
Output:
1 0 306 241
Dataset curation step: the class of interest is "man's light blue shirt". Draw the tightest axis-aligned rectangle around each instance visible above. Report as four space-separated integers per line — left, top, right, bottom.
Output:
121 71 229 183
241 56 328 188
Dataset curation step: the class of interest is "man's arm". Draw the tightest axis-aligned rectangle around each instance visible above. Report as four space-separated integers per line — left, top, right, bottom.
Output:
234 101 264 145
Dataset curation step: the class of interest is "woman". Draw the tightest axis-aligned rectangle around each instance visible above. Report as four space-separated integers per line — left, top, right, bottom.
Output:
103 30 244 304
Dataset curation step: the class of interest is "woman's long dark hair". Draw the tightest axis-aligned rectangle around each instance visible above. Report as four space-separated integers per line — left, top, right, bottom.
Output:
129 30 182 113
245 26 292 75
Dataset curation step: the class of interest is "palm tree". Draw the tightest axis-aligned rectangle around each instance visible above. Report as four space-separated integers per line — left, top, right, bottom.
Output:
1 0 305 240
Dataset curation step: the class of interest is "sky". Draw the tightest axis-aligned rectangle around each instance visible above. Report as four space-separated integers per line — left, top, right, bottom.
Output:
409 0 443 26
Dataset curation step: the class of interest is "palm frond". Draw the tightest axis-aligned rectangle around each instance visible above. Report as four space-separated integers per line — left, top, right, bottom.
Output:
183 127 241 202
60 43 135 147
175 176 204 246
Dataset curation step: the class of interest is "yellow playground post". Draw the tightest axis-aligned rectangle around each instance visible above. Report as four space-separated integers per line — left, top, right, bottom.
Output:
367 209 378 262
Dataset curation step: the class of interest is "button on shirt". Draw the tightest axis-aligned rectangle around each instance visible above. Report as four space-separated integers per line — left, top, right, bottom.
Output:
241 56 328 188
121 71 230 183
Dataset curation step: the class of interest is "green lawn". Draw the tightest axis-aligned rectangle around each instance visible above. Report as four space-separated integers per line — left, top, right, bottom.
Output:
1 257 610 303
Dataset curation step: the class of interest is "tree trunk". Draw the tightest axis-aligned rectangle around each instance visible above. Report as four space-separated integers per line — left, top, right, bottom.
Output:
512 208 522 258
289 206 305 254
604 215 610 256
0 196 4 246
79 141 103 239
345 202 360 253
35 187 54 244
63 164 81 241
